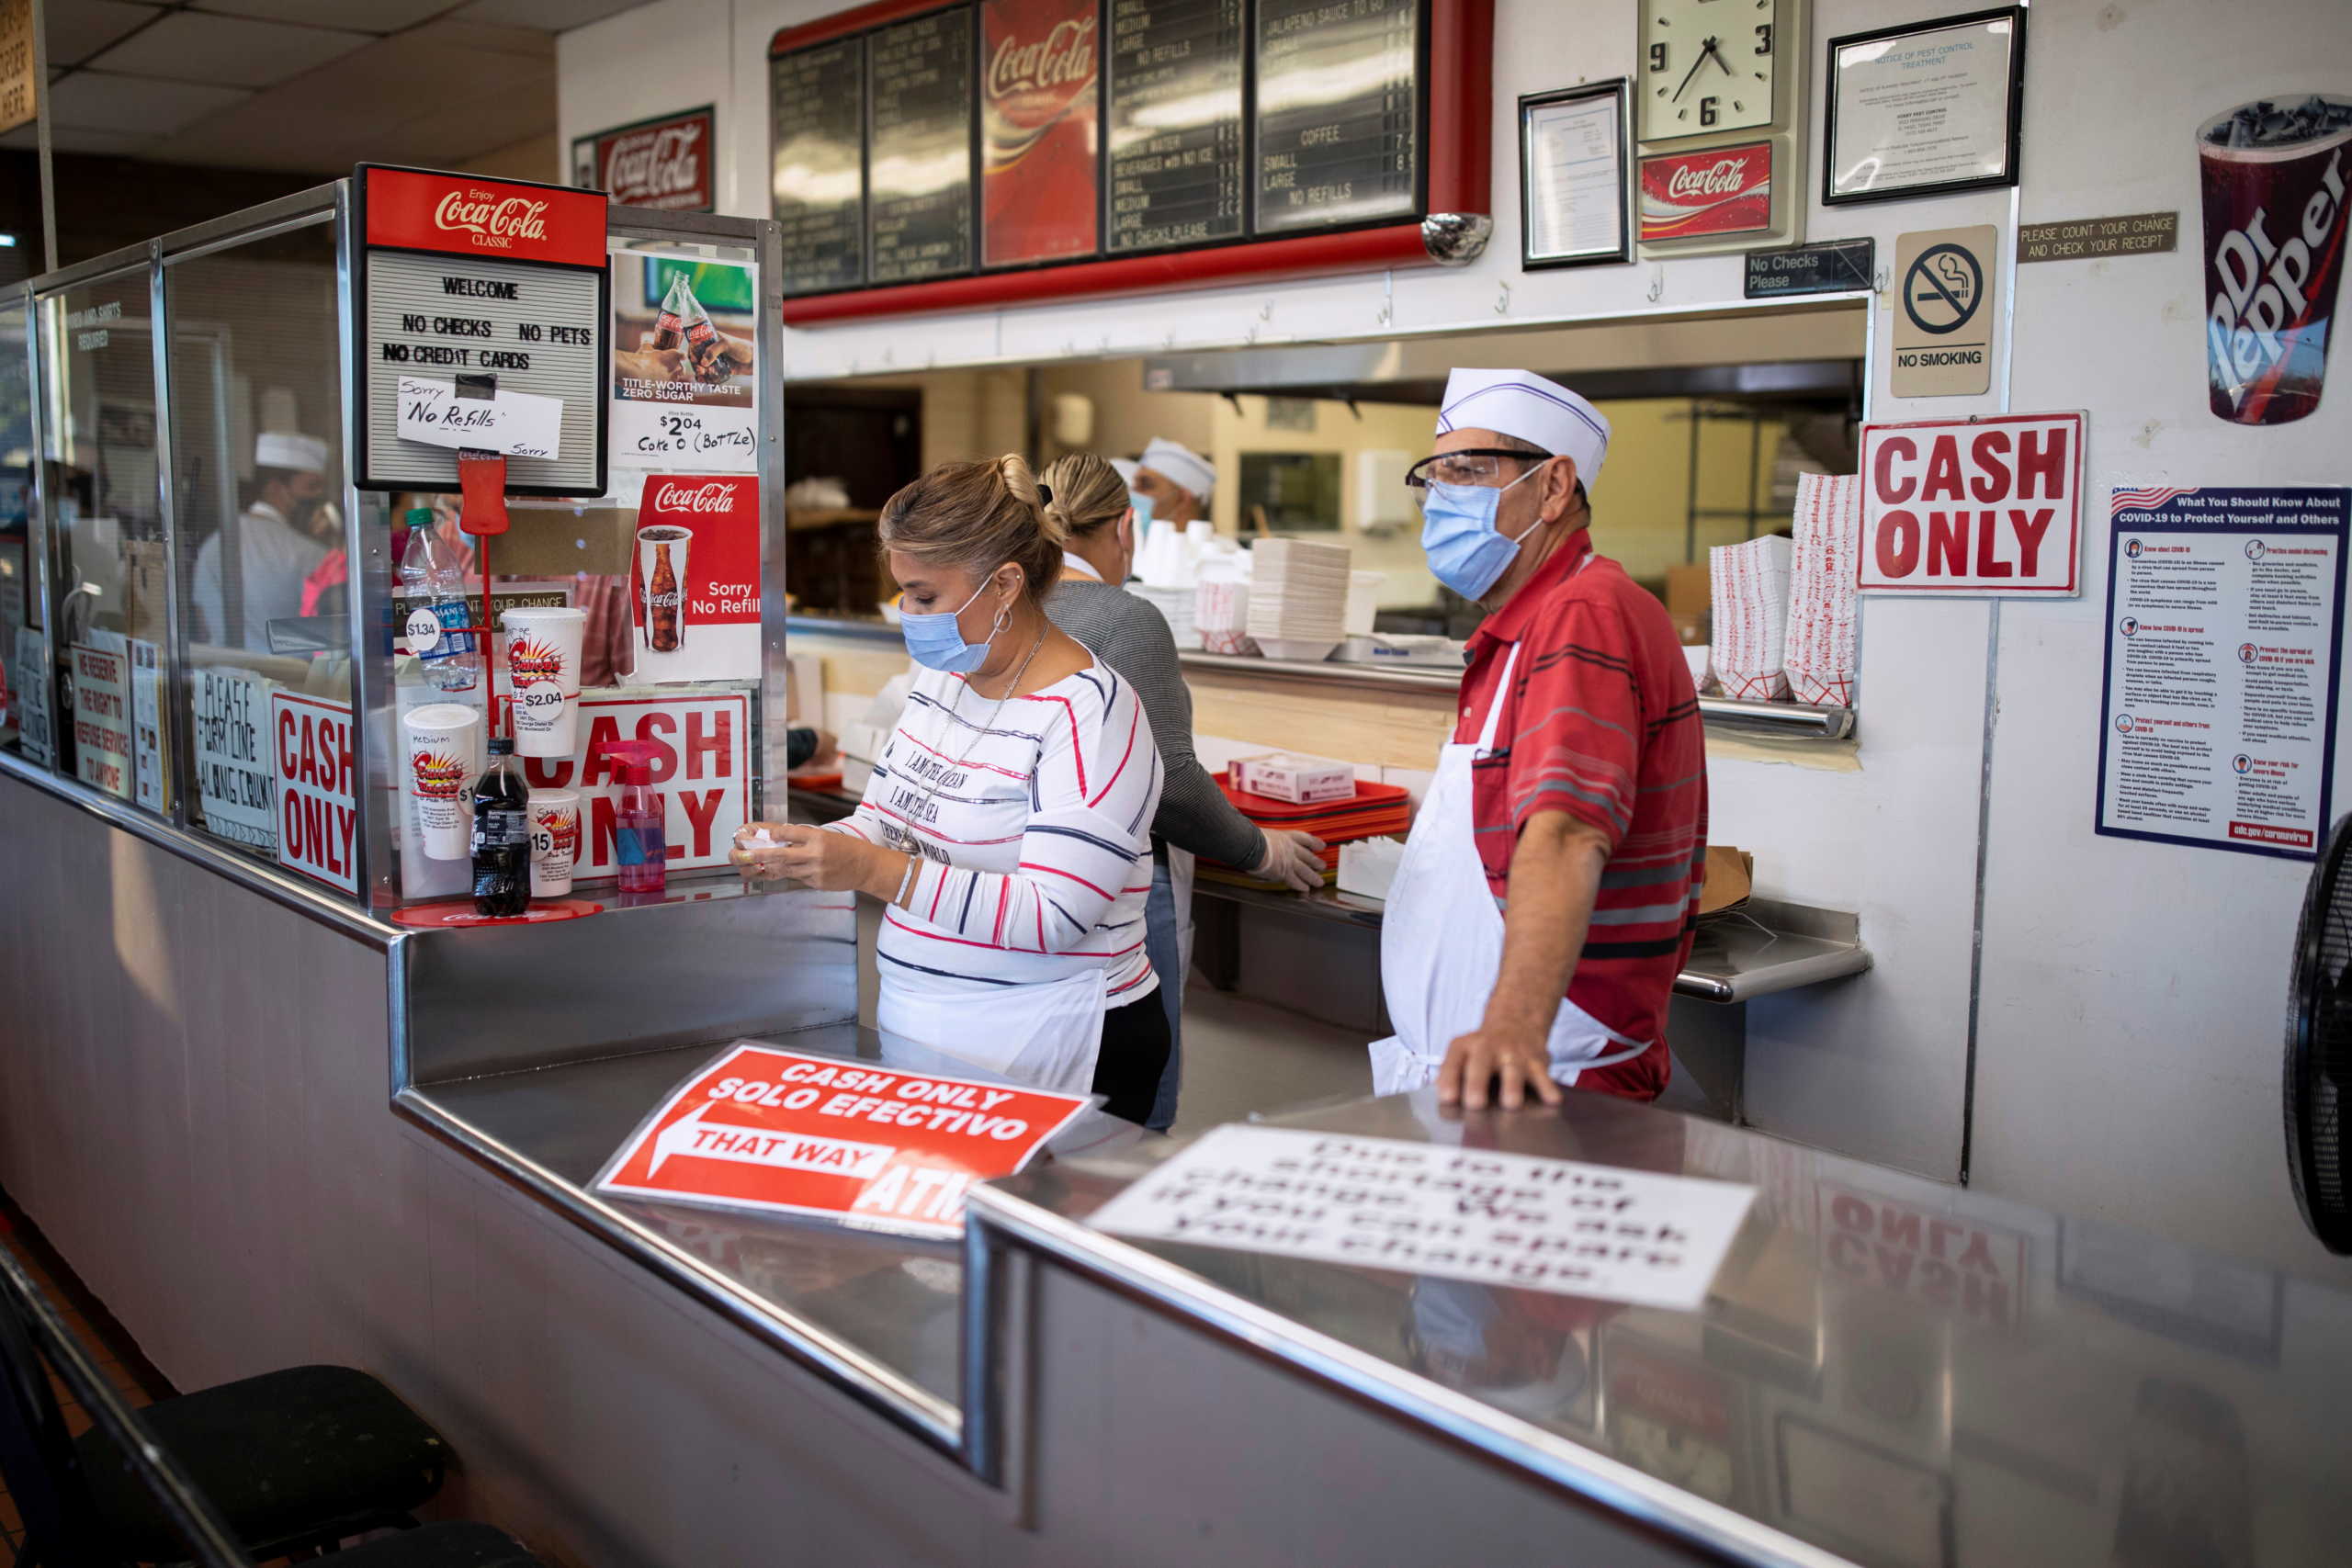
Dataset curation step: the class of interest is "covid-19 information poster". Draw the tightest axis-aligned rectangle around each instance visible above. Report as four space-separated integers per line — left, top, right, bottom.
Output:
2097 487 2350 860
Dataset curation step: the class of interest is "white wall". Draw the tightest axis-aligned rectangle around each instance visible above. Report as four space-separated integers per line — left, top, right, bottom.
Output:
563 0 2352 1279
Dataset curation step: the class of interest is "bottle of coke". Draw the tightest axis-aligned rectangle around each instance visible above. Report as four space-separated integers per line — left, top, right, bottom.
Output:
647 273 693 352
471 735 531 916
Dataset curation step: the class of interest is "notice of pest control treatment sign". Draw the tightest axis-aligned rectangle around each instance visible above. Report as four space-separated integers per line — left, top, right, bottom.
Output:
1089 1125 1758 1311
595 1042 1091 1238
354 164 608 497
2098 487 2350 860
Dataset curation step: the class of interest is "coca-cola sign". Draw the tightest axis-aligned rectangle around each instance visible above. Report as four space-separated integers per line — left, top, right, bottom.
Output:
650 479 740 513
435 191 549 246
362 166 606 269
574 107 716 213
1638 142 1775 243
980 0 1099 266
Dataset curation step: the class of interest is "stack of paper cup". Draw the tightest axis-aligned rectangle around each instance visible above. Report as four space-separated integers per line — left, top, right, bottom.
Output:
529 787 581 897
503 605 587 757
402 704 482 861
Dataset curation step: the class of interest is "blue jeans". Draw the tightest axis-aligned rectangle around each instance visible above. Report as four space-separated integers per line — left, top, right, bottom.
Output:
1142 859 1184 1131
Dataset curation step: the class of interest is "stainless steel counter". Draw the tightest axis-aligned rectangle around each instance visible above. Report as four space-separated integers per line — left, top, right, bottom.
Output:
971 1090 2352 1568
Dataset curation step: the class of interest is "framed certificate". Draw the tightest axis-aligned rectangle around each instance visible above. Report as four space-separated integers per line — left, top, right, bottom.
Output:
1520 81 1631 269
1824 7 2026 206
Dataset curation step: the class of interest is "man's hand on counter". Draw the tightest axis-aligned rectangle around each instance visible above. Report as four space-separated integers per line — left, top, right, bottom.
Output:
1253 828 1329 894
1436 1025 1564 1111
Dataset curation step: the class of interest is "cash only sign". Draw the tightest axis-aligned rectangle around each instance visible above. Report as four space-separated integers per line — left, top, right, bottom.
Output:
595 1043 1091 1238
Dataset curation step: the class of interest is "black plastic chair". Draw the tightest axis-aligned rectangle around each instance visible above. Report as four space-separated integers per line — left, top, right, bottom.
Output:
0 1247 454 1565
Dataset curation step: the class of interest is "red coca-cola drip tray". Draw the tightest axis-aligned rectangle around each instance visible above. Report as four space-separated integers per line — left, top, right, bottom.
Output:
390 898 605 929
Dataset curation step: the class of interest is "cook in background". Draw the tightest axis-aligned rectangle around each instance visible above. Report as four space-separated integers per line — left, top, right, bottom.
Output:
1127 437 1214 529
731 456 1170 1124
1042 451 1325 1132
1370 368 1707 1111
189 430 332 651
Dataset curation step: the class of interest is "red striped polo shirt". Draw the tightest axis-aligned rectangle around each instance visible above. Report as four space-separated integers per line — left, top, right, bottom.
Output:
1461 529 1708 1100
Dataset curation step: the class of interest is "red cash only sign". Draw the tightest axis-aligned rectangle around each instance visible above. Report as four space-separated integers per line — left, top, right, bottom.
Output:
595 1043 1092 1237
270 691 357 894
520 691 749 881
1856 412 2086 595
363 166 608 266
1638 141 1775 243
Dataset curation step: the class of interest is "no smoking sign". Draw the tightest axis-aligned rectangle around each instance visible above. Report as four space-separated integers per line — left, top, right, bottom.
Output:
1892 225 1997 398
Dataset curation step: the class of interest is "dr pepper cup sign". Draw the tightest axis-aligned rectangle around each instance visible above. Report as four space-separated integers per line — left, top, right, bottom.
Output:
631 474 761 682
2199 94 2352 424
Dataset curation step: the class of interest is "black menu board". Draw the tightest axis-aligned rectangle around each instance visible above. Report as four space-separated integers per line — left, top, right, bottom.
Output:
867 6 975 285
1253 0 1421 235
1105 0 1246 254
773 36 865 296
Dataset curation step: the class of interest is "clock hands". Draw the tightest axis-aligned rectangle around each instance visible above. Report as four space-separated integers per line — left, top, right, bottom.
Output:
1669 37 1725 104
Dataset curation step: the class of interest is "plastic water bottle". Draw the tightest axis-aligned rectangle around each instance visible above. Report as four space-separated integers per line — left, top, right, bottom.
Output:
399 508 478 692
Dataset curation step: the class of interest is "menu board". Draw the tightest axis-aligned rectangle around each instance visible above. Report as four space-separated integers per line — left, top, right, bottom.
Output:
980 0 1100 266
1106 0 1245 254
1254 0 1420 234
867 7 976 285
771 38 865 294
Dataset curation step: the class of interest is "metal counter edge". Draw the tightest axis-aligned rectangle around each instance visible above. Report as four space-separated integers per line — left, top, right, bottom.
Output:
961 1179 1855 1568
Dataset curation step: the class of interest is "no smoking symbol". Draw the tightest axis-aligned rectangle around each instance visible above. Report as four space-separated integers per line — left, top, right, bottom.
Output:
1904 244 1984 336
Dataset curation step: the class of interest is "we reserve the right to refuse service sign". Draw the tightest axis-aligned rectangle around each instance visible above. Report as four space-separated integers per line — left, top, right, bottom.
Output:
2097 487 2351 860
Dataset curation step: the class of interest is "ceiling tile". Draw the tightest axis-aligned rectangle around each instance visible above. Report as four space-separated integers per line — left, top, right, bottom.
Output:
92 13 374 89
452 0 659 29
0 121 164 157
411 16 556 56
189 0 465 29
44 2 164 66
45 71 252 134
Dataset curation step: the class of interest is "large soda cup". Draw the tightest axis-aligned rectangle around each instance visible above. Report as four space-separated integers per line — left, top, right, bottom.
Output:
2199 94 2352 425
502 605 587 757
528 787 581 897
402 703 482 861
638 525 692 657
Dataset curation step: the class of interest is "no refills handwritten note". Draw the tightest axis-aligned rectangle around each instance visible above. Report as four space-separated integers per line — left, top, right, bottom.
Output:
396 375 563 459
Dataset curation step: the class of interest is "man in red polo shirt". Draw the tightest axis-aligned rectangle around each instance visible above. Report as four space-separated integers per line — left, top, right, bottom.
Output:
1368 369 1707 1111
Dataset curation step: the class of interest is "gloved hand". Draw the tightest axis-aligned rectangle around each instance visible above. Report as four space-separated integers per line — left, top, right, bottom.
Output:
1252 828 1329 894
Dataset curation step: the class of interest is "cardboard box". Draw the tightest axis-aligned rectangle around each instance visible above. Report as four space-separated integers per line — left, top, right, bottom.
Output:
1666 562 1713 618
1234 751 1356 805
1697 845 1753 917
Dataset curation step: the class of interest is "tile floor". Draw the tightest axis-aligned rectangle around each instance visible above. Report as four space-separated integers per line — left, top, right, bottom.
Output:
0 1193 176 1562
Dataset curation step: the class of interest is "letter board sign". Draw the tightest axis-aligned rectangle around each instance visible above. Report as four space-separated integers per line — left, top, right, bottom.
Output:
1857 412 2085 596
353 164 610 498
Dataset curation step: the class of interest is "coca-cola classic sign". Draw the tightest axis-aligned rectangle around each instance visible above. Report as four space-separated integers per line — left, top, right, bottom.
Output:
363 166 607 269
1638 141 1776 243
573 107 716 212
980 0 1099 265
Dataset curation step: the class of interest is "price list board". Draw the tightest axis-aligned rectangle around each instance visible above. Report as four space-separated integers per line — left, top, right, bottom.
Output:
1105 0 1245 254
1253 0 1420 235
866 6 976 286
770 36 865 294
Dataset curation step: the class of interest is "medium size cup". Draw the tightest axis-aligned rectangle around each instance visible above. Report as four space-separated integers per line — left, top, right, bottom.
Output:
402 703 482 861
503 605 587 758
528 787 582 897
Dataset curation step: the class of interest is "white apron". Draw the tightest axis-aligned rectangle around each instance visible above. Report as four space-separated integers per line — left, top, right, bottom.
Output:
877 962 1109 1100
1369 637 1652 1096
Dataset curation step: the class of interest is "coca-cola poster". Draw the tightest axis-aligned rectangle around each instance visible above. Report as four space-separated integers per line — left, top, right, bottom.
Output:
610 251 759 476
631 473 762 683
980 0 1100 267
1637 141 1791 252
572 107 716 212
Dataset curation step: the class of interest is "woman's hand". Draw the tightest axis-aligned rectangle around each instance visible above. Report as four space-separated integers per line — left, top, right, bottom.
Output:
732 823 907 899
1252 828 1329 894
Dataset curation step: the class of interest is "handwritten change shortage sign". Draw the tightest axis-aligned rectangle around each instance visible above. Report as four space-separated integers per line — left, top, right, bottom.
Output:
194 669 276 851
1090 1125 1758 1312
595 1042 1091 1238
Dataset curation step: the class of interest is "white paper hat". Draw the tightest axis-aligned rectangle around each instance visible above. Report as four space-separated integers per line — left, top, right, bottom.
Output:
254 430 330 475
1139 437 1215 501
1435 369 1610 488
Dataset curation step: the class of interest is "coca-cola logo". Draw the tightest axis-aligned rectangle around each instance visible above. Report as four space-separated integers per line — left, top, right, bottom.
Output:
649 591 683 608
988 14 1095 130
601 123 707 209
434 190 549 250
1666 157 1760 198
651 481 738 513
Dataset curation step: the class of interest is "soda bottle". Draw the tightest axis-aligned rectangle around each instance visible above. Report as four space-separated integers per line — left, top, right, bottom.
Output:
647 272 692 352
470 735 531 916
647 536 682 653
398 508 478 692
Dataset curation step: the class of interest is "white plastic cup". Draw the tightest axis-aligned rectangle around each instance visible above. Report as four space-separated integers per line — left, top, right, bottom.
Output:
402 704 482 861
528 787 581 897
503 605 587 758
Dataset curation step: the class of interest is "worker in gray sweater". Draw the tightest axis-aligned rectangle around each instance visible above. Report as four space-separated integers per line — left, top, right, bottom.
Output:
1041 452 1327 1131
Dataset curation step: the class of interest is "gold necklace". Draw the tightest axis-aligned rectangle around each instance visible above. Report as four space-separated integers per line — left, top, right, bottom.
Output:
889 623 1049 856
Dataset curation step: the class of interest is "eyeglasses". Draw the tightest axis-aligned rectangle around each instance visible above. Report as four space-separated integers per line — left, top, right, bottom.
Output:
1403 448 1552 504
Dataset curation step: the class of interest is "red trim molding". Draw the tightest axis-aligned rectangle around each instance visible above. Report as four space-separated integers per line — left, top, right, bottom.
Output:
774 0 1492 326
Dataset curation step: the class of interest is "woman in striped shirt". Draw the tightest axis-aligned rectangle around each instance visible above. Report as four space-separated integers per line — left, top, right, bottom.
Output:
734 456 1170 1123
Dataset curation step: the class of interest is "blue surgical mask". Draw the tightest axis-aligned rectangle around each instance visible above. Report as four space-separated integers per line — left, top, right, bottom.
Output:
1128 492 1155 530
1419 464 1544 601
900 573 1007 672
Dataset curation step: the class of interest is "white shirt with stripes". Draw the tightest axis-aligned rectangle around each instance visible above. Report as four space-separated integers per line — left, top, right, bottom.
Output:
828 659 1164 1003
